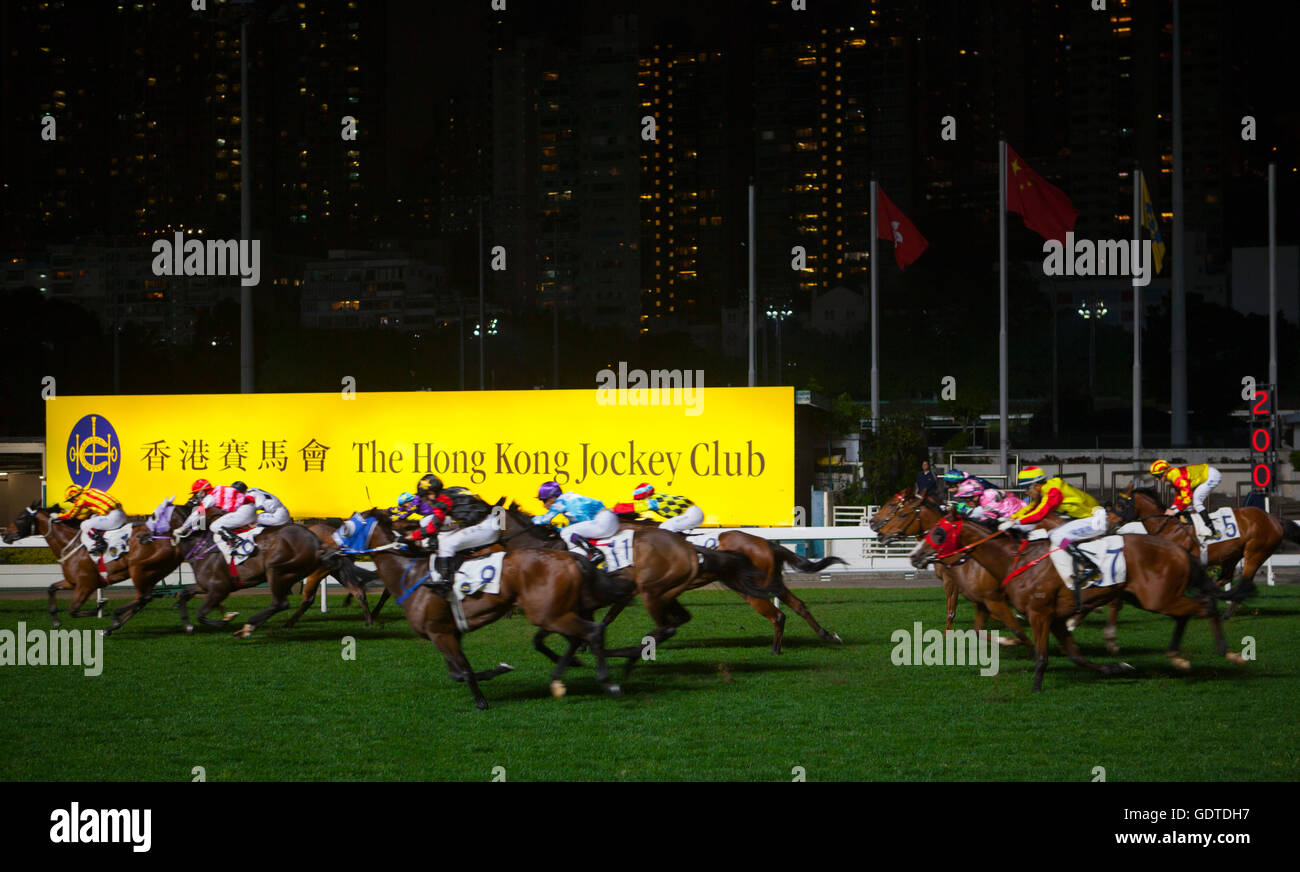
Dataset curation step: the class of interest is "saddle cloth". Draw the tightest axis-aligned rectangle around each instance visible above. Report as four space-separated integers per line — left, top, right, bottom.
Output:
580 530 636 571
1049 535 1127 591
1190 508 1239 543
430 552 505 601
218 525 267 565
81 524 133 563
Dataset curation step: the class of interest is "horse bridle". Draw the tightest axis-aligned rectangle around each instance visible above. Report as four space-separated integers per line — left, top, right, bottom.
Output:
873 495 924 543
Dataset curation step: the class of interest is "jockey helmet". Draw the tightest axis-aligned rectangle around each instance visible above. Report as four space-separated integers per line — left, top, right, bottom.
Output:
65 484 83 499
191 479 214 495
941 468 967 483
1017 466 1047 487
397 492 416 506
953 480 982 499
633 482 655 500
537 481 562 502
1149 459 1171 477
417 474 442 496
230 481 248 492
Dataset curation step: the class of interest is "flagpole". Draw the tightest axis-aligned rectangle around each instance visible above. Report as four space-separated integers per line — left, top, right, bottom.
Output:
1171 0 1187 445
1268 161 1277 391
998 139 1009 483
748 181 756 388
1132 164 1142 467
870 177 879 434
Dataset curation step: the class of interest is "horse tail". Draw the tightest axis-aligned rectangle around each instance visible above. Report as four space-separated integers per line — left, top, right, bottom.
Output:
1283 519 1300 547
771 542 847 575
322 551 364 590
694 546 775 600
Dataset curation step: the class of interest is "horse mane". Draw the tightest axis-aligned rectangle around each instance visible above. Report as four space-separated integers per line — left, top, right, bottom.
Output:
361 507 393 533
1131 486 1166 509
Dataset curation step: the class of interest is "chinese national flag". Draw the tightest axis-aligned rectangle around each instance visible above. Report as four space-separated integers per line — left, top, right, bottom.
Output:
1006 144 1078 243
876 186 928 269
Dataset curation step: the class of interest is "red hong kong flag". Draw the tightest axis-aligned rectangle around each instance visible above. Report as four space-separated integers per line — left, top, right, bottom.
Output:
1006 144 1079 243
876 186 929 269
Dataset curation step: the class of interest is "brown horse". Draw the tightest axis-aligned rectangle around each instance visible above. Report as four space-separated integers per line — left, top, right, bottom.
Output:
325 510 635 708
869 489 1031 647
501 505 775 660
910 511 1244 690
2 501 181 631
172 508 370 638
283 518 382 629
1113 484 1299 605
617 520 845 654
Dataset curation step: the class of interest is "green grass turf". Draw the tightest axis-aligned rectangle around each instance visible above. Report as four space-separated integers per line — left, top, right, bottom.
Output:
2 586 1297 781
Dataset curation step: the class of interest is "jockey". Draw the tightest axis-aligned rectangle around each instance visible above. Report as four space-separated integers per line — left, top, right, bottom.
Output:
533 481 618 564
178 479 257 550
950 479 1025 522
1150 459 1222 538
1001 466 1108 609
388 492 423 524
422 475 499 589
231 481 291 527
54 484 126 556
623 483 704 533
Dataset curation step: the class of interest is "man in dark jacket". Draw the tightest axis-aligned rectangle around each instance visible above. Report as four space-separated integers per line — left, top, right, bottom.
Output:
915 460 939 498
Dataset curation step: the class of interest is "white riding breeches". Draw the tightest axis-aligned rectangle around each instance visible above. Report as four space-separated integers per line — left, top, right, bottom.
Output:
256 506 291 526
81 509 127 536
1050 508 1108 547
561 510 620 547
659 505 704 533
1191 468 1221 512
437 514 501 558
210 505 257 536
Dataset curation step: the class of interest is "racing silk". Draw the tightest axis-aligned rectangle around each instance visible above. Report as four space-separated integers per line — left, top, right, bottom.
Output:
55 488 121 520
416 493 453 533
633 493 695 521
1013 477 1098 524
534 493 607 526
388 502 422 524
247 488 284 513
977 489 1025 520
201 485 254 514
1167 464 1210 510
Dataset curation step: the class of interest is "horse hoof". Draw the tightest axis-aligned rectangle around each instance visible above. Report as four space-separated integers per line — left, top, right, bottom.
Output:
234 624 254 639
223 611 239 622
1225 652 1246 665
1065 616 1081 632
997 636 1018 647
183 624 195 635
1105 642 1120 656
1168 656 1191 671
550 680 567 698
499 662 515 672
605 684 622 698
476 700 490 711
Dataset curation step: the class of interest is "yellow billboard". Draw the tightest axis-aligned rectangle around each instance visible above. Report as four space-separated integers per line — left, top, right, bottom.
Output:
46 388 793 526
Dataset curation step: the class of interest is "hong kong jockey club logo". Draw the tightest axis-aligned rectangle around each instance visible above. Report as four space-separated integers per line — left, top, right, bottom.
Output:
66 414 121 490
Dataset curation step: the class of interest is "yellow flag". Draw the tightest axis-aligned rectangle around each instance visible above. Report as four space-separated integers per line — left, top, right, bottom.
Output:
1140 172 1167 274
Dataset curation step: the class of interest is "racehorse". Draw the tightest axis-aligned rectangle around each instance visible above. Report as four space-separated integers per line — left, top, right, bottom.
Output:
3 502 133 627
910 511 1245 690
1112 484 1299 609
502 505 776 660
172 506 371 638
869 489 1032 647
3 500 195 633
325 510 635 708
284 518 382 629
614 518 846 654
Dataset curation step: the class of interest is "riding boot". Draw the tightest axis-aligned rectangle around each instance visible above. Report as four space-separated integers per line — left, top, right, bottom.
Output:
570 534 606 567
425 557 455 597
89 530 108 555
1065 544 1097 614
1199 509 1218 538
